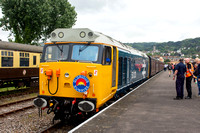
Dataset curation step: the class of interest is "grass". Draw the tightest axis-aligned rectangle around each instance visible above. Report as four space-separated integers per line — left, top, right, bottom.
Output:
0 87 16 92
0 87 25 92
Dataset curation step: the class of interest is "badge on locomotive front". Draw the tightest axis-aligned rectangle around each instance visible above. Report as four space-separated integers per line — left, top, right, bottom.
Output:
73 75 90 92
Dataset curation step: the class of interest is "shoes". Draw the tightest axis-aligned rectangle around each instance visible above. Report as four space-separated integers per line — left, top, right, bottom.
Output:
173 97 181 100
185 96 192 99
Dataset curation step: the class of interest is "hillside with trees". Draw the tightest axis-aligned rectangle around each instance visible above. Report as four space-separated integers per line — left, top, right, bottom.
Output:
125 37 200 58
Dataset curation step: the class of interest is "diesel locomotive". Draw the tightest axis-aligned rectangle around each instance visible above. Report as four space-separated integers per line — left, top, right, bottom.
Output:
34 28 164 121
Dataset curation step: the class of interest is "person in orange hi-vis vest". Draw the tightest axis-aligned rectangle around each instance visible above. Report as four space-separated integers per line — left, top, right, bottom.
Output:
185 58 194 99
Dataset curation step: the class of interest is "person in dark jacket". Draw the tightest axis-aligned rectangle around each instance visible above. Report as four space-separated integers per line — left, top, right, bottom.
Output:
193 63 198 83
192 58 199 82
196 59 200 96
173 59 186 100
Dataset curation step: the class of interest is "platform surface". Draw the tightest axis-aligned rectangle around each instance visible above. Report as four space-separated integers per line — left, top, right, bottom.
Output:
74 71 200 133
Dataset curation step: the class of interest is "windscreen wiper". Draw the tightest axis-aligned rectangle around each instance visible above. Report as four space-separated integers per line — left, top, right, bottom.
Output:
79 43 91 55
56 44 63 53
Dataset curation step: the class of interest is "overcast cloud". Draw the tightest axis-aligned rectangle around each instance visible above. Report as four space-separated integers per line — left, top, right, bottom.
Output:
69 0 200 43
1 0 200 43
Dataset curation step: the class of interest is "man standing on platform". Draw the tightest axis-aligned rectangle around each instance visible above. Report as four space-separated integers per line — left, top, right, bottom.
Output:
173 59 186 100
185 58 194 99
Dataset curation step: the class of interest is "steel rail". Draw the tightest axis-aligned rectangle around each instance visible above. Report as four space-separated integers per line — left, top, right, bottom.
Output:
0 97 36 108
0 105 35 118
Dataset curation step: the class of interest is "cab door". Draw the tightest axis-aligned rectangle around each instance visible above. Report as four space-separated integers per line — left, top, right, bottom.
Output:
112 46 117 87
100 46 118 102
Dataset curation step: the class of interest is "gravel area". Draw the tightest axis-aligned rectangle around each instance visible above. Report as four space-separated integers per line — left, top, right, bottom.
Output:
0 107 56 133
0 93 38 106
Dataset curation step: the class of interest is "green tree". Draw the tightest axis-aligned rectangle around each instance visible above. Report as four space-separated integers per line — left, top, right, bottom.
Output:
164 59 171 63
0 0 77 45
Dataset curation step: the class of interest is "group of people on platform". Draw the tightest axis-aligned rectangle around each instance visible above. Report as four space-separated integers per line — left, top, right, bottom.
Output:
166 58 200 100
164 63 177 77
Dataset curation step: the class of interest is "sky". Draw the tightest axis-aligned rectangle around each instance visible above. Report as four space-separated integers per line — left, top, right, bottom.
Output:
1 0 200 43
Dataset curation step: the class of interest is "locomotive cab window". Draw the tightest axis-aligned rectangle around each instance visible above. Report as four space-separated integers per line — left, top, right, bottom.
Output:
102 46 111 65
72 45 99 62
44 45 69 61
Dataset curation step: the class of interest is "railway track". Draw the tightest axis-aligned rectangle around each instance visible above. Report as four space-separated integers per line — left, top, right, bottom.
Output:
0 97 36 117
0 97 36 108
40 121 64 133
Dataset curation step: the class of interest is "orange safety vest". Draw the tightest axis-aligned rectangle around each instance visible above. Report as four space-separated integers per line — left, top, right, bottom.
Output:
186 63 194 77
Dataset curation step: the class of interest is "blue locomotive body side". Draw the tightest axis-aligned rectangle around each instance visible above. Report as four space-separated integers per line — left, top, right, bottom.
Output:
116 49 149 93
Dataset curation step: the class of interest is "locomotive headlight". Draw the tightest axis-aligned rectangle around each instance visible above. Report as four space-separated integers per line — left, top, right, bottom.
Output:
88 32 93 37
80 31 86 38
51 32 56 38
64 73 70 78
58 32 64 38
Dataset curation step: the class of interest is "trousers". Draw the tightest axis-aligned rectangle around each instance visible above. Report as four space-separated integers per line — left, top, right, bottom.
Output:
176 75 185 98
186 76 192 98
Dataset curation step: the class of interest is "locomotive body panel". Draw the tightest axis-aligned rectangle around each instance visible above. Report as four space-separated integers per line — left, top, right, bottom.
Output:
34 28 163 120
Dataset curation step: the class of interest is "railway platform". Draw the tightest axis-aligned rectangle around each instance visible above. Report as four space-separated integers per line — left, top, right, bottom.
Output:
72 71 200 133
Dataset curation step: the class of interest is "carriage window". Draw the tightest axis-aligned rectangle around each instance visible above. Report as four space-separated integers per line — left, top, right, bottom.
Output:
33 56 37 65
102 46 111 65
1 51 13 67
2 57 13 67
25 53 29 57
20 58 29 66
72 45 99 62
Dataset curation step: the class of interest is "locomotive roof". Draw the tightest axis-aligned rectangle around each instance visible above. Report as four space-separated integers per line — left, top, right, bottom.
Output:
50 28 148 58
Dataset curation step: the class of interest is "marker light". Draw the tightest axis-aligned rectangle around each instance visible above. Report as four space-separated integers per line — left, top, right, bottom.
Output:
65 73 69 78
88 32 93 37
80 31 86 38
58 32 64 38
51 32 56 38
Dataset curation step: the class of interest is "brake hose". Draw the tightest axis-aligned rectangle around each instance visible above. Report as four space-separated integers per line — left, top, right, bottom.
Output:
48 77 59 95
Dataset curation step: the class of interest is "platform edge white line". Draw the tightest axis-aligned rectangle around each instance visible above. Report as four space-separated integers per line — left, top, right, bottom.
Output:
68 72 162 133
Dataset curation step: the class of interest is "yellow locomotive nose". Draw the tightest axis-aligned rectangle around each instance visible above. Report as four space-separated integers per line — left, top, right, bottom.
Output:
39 62 98 99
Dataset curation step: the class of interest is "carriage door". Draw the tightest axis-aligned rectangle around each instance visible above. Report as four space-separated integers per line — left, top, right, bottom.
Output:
112 47 117 87
123 58 127 85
